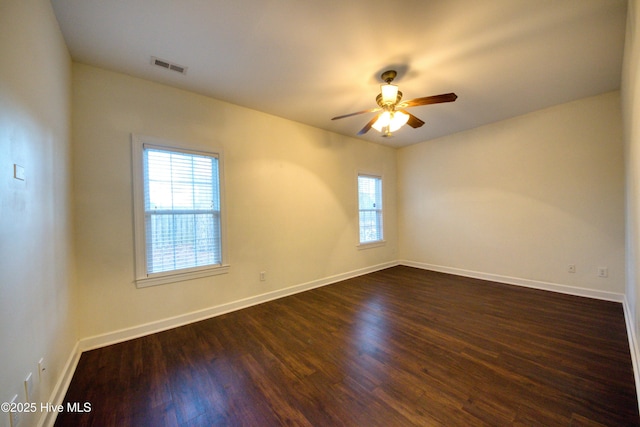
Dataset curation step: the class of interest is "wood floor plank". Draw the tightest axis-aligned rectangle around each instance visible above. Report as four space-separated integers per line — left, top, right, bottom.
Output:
55 266 639 426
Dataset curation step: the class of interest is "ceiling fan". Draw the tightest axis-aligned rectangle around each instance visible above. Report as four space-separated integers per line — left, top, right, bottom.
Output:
331 70 457 137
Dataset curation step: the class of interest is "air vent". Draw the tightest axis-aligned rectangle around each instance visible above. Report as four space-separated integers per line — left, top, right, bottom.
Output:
151 56 187 75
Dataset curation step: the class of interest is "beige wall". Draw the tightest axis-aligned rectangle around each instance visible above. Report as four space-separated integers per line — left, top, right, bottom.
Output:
0 0 76 425
398 91 625 293
1 2 634 422
623 0 640 337
72 64 628 344
72 64 398 339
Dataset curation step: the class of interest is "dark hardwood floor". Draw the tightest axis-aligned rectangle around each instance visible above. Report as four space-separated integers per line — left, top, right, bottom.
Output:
55 266 639 426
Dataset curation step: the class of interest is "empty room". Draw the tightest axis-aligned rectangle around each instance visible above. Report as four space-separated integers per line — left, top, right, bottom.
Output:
2 0 640 425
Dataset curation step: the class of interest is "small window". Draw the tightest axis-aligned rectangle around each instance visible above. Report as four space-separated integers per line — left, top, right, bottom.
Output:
358 174 384 245
132 135 228 287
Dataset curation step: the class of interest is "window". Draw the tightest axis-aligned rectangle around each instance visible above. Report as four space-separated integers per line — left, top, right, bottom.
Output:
132 135 227 287
358 174 384 245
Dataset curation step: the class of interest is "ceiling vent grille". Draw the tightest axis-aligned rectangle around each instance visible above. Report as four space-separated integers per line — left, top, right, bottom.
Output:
151 56 187 75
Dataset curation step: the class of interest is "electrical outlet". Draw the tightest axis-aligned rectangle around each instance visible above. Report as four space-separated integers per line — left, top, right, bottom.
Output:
260 271 266 281
9 394 21 427
24 373 33 402
598 267 609 278
568 264 576 273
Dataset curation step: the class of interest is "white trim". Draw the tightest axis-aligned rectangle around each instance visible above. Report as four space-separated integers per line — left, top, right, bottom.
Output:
399 260 625 302
42 260 640 421
79 261 399 351
357 172 384 245
130 134 230 287
135 264 230 288
623 296 640 414
403 260 639 410
36 341 81 427
357 240 386 250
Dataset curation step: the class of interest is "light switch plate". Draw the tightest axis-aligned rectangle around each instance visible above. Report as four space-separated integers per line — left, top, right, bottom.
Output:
13 164 25 181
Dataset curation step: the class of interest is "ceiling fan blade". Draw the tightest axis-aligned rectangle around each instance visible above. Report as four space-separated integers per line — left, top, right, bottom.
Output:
357 115 380 135
402 111 425 128
331 107 381 120
400 93 458 108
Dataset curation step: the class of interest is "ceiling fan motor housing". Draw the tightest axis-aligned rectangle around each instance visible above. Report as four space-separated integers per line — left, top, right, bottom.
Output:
381 70 397 83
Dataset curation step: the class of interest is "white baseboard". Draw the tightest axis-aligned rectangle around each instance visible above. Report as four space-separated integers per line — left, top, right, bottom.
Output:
37 261 395 426
399 260 625 302
622 296 640 414
37 341 81 427
43 259 640 424
401 259 640 412
79 261 399 352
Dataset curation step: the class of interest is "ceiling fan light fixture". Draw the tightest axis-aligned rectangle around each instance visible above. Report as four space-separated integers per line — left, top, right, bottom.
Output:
330 67 457 137
380 84 399 104
372 111 391 132
390 110 410 131
372 110 409 133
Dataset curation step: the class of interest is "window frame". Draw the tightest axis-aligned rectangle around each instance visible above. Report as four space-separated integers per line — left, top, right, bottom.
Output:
357 172 385 249
131 134 229 288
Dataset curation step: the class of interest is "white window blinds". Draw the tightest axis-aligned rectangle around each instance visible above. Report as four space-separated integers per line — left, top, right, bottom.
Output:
143 145 222 274
358 174 383 244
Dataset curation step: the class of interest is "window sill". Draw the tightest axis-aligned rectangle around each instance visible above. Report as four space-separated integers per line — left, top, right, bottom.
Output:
357 240 386 250
135 264 230 288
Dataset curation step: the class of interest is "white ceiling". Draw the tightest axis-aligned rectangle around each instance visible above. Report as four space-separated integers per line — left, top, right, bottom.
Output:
51 0 627 147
